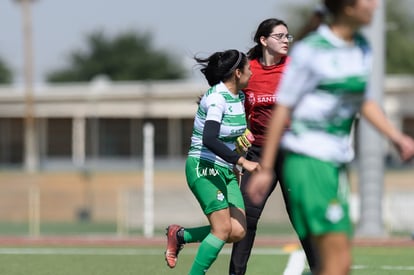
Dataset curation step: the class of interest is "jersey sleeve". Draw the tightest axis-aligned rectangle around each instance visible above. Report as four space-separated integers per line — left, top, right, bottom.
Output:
277 43 320 107
205 92 226 122
362 47 375 101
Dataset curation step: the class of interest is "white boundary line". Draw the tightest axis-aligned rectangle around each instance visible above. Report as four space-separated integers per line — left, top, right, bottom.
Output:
283 250 306 275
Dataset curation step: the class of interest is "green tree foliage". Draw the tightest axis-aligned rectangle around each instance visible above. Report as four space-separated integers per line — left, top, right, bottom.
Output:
0 57 12 84
284 0 414 75
385 0 414 74
46 30 186 82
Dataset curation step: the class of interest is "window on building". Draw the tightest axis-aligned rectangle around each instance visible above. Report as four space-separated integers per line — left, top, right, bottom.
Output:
0 118 23 164
181 118 194 156
402 117 414 139
86 118 132 157
47 118 72 157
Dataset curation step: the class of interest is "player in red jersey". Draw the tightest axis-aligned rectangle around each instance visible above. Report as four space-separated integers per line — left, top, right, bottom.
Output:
229 18 318 275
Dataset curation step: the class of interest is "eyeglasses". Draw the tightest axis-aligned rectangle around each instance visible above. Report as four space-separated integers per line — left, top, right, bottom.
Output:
269 33 294 43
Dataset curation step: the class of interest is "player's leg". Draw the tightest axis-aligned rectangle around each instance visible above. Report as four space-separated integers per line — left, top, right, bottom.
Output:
277 151 319 272
187 161 245 274
188 195 247 274
165 223 212 268
189 178 247 275
227 171 247 243
314 233 351 275
229 145 277 275
283 153 351 274
189 208 231 274
165 158 225 269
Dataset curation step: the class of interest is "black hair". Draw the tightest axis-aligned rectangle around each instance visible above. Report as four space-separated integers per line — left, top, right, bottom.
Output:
247 18 288 60
296 0 358 40
325 0 357 17
194 49 248 87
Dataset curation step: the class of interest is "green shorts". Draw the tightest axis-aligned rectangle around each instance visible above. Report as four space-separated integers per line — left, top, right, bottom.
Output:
185 157 245 215
283 153 352 239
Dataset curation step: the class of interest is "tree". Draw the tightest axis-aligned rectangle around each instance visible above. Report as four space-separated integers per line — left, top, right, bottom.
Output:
46 30 186 82
385 0 414 74
0 57 12 84
283 0 414 74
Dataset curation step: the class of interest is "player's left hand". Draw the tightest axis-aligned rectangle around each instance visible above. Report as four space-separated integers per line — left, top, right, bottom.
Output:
235 129 255 155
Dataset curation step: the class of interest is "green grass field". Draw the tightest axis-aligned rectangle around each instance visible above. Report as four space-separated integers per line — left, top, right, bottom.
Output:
0 222 413 274
0 244 413 275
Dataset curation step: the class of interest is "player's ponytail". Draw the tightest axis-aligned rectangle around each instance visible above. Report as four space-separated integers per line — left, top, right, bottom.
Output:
295 4 327 41
194 50 247 87
296 0 358 41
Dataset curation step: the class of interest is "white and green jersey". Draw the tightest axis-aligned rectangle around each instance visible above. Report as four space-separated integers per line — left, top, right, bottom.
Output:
188 82 247 169
278 25 373 164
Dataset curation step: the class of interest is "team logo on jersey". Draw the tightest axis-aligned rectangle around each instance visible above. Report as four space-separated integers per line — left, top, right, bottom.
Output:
248 94 255 105
228 106 233 113
325 201 344 223
216 190 225 201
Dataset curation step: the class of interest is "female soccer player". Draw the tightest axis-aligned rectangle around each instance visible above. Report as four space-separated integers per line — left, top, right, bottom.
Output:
247 0 414 274
165 49 260 274
229 18 317 275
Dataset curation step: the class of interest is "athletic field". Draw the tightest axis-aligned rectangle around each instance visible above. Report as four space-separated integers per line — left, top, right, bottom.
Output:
0 169 413 274
0 236 413 274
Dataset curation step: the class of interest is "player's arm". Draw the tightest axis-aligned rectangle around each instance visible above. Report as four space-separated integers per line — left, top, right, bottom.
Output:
361 100 414 161
202 120 241 164
202 120 259 171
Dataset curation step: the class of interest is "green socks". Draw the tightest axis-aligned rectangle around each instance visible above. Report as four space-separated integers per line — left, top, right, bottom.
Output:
189 233 225 275
183 225 211 243
180 226 226 274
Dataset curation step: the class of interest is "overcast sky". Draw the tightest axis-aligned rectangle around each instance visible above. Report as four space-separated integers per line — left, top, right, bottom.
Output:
0 0 310 83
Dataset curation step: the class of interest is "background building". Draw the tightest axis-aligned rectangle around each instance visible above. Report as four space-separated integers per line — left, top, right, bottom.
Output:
0 79 208 170
0 76 413 170
0 76 413 235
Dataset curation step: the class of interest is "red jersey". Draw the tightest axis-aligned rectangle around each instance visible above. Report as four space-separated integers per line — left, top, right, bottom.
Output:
243 57 289 146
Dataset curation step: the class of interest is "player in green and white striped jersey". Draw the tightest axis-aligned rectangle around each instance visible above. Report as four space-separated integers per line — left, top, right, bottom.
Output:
165 49 260 275
188 82 248 170
247 0 414 274
280 24 371 164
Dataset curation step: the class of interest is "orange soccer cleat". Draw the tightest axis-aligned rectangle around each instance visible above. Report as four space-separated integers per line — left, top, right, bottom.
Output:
165 224 184 268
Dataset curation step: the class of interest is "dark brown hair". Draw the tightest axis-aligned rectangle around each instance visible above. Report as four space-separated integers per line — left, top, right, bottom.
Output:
247 18 288 60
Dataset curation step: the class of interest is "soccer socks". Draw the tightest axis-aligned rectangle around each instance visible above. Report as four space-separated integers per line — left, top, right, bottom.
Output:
183 225 211 243
179 227 225 274
189 233 225 275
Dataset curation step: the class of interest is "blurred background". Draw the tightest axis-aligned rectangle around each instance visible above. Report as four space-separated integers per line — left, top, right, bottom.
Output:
0 0 413 238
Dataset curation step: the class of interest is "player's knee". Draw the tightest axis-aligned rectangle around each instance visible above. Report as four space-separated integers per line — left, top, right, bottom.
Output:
228 225 246 243
211 223 232 241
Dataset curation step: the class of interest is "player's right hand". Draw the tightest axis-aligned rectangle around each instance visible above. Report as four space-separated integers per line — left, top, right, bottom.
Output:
246 169 273 205
241 159 260 173
394 134 414 162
